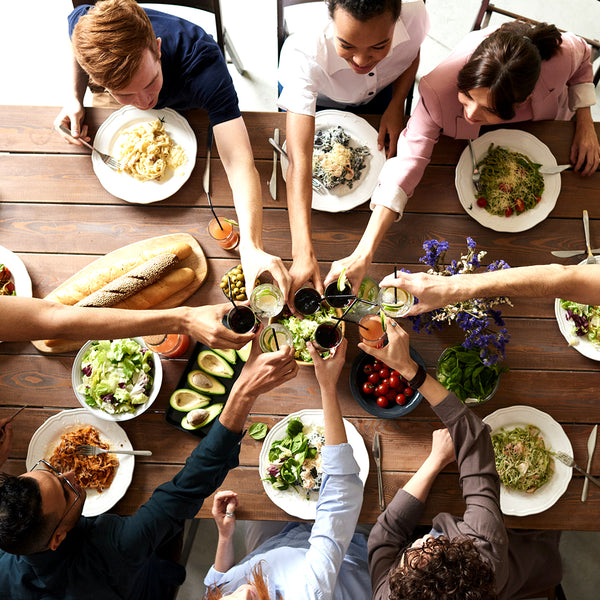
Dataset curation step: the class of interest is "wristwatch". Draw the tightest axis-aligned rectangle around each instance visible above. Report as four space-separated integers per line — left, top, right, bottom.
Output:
407 363 427 389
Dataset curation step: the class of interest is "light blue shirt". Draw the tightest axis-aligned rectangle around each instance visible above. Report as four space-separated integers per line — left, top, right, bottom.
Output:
204 443 371 600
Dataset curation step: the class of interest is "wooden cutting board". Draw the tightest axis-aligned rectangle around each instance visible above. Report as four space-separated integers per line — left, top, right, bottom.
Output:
32 233 207 354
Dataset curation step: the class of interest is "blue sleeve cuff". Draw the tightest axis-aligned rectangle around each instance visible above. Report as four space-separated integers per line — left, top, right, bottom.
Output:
322 443 360 476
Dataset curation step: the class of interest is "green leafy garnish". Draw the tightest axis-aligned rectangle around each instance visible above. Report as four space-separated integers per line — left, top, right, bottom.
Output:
249 422 268 440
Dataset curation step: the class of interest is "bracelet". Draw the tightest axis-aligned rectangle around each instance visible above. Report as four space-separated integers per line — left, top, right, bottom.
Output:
407 363 427 389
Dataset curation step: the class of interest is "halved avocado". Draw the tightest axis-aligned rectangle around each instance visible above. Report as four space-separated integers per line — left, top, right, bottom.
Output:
169 389 210 412
213 348 237 365
236 341 252 362
181 403 224 430
187 370 226 395
197 350 234 379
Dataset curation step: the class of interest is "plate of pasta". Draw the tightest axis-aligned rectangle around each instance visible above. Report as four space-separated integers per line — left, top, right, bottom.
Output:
280 110 386 212
483 406 572 516
93 106 197 204
455 129 561 232
26 408 135 517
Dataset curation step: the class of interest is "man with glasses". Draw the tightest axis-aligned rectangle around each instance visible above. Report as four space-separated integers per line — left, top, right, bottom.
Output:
0 342 298 600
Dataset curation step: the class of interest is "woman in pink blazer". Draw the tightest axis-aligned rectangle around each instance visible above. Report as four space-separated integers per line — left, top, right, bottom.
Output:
325 21 600 292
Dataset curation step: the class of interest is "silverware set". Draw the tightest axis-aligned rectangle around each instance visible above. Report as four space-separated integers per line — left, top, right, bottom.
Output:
551 210 599 261
467 139 481 193
76 444 152 457
582 425 598 501
59 124 123 171
372 432 385 511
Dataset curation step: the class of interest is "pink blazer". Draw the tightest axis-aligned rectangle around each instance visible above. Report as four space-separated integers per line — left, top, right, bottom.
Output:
373 28 594 212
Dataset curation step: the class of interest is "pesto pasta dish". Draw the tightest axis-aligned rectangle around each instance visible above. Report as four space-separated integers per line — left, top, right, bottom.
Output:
476 144 544 217
491 425 554 493
312 126 369 191
117 119 187 182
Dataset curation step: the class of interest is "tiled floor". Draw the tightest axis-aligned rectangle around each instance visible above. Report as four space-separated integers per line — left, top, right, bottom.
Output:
3 1 599 599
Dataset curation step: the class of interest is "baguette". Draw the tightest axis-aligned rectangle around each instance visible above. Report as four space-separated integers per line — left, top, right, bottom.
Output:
76 253 179 308
48 241 192 305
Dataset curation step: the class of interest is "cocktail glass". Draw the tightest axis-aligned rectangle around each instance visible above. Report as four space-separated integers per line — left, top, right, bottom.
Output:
207 217 239 250
250 283 285 318
378 286 414 317
293 286 323 315
313 320 343 352
359 313 387 349
259 323 293 352
324 280 353 308
224 305 258 334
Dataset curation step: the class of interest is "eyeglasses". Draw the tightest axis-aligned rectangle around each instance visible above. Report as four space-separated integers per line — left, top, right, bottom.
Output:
29 459 81 546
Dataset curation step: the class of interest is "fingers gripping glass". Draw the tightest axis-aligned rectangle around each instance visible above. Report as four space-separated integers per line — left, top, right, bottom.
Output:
30 459 81 545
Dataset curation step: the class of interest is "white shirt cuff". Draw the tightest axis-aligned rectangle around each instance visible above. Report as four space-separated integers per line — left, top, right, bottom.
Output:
569 82 597 111
370 179 408 222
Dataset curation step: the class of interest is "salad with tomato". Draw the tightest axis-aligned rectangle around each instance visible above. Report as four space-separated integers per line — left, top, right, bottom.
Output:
0 264 15 296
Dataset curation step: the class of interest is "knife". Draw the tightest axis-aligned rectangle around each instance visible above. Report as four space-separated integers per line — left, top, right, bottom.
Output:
202 125 213 202
372 432 385 511
539 164 572 175
551 248 600 258
582 424 598 502
268 129 279 201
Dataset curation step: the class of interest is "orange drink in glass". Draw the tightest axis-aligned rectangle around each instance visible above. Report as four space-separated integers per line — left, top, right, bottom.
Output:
207 217 239 250
359 314 387 348
142 334 190 358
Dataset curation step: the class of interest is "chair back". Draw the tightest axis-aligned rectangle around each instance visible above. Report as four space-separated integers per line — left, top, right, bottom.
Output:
277 0 324 56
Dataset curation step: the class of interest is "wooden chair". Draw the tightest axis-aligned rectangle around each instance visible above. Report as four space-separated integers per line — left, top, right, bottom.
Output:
471 1 600 86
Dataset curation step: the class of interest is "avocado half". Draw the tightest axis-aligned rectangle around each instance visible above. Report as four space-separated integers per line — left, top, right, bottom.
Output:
169 389 210 412
213 348 237 365
187 370 226 395
197 350 234 379
181 403 224 430
236 341 252 362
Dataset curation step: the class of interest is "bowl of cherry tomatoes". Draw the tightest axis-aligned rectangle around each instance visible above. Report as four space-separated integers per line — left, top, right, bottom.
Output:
350 348 426 418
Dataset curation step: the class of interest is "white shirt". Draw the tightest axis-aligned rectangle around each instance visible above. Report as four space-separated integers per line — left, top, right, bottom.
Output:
278 0 430 116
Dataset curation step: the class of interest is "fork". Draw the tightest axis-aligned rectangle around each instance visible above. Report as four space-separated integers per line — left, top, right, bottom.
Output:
553 450 600 488
467 139 481 193
582 210 597 264
58 124 123 171
76 444 152 456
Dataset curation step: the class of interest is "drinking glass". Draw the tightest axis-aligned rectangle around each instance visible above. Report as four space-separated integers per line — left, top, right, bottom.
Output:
250 283 285 318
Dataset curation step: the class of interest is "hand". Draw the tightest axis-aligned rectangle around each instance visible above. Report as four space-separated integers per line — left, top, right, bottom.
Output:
358 317 418 380
240 245 292 300
428 428 455 471
308 338 347 390
379 271 452 315
324 253 371 296
571 111 600 176
186 304 256 350
0 418 14 467
288 252 323 307
211 490 238 538
378 104 404 158
54 100 90 145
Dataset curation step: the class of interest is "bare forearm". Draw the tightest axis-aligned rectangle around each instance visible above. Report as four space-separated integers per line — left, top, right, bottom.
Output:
213 534 236 573
72 56 88 104
354 204 397 261
402 455 444 503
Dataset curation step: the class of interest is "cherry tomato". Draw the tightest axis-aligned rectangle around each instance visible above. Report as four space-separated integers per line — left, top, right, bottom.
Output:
404 387 414 397
389 375 401 389
391 370 400 377
378 368 390 380
0 266 11 283
476 197 487 208
395 393 407 405
498 183 511 193
505 207 513 217
372 359 382 370
376 383 389 396
368 372 380 385
376 396 389 408
515 198 525 212
362 382 375 395
363 363 374 375
535 195 542 203
382 377 390 387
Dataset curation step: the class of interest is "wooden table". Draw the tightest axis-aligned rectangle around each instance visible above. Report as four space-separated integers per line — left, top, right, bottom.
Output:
1 106 599 530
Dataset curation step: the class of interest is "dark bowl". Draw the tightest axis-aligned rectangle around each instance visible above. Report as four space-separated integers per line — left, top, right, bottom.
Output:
350 347 426 418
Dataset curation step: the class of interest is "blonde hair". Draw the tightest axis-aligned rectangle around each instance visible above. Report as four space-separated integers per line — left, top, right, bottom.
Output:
72 0 158 91
205 564 279 600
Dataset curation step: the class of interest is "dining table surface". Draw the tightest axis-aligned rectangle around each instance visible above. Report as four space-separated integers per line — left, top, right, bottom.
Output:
1 104 599 531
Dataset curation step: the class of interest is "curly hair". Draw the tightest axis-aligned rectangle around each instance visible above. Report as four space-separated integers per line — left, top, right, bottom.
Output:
327 0 402 22
388 536 498 600
0 473 52 555
457 21 562 120
71 0 158 91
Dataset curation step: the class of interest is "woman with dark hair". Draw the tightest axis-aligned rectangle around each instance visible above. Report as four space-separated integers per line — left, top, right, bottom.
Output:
278 0 429 304
325 20 600 295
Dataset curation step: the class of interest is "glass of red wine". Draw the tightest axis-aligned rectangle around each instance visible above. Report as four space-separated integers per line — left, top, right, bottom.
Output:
223 305 258 334
324 281 354 309
313 320 343 353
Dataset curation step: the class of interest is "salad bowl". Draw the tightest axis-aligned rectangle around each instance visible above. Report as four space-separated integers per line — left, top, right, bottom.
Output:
72 337 163 421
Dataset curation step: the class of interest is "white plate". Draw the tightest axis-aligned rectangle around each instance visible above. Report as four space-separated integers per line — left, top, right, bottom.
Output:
554 258 600 361
455 129 561 232
483 405 572 516
93 106 197 204
280 109 386 213
0 244 32 297
72 337 162 421
259 409 369 520
26 408 134 517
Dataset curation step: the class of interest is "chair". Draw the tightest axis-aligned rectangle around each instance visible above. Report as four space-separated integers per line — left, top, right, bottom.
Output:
471 1 600 86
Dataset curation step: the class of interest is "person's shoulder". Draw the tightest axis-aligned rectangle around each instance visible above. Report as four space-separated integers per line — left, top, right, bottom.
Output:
399 0 429 23
68 4 91 34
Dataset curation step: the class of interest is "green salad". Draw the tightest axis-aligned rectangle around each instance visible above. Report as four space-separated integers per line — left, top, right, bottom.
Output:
77 338 155 415
278 305 338 362
559 299 600 347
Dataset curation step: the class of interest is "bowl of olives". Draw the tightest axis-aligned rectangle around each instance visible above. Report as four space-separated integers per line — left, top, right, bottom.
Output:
220 265 260 302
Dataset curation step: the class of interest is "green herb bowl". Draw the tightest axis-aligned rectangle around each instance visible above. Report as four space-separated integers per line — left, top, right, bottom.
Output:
436 345 502 406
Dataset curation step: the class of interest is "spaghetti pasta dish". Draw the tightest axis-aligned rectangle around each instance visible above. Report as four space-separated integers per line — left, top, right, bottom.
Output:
47 426 118 493
476 144 544 217
491 425 553 493
117 119 186 182
312 126 369 191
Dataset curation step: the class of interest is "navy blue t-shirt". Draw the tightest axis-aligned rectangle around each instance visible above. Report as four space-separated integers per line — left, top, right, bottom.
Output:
68 6 241 125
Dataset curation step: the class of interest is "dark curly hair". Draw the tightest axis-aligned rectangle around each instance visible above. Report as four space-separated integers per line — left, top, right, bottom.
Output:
0 473 51 555
328 0 402 22
388 536 498 600
457 21 562 120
